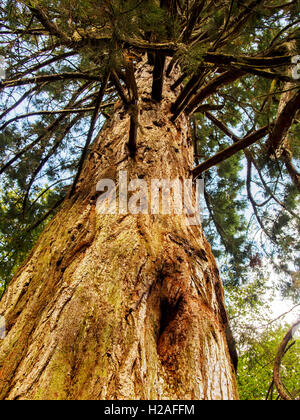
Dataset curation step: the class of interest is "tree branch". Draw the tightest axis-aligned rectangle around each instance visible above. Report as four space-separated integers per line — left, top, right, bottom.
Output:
13 51 77 80
69 73 110 198
246 156 275 242
26 196 65 233
0 82 93 174
281 149 300 193
0 73 103 89
230 64 296 83
26 4 71 44
267 90 300 157
171 68 207 119
273 320 300 401
202 52 294 68
152 53 166 102
0 107 96 131
0 114 68 175
22 114 82 214
0 85 37 121
111 70 130 109
182 0 206 43
204 111 300 219
182 69 245 118
192 125 269 178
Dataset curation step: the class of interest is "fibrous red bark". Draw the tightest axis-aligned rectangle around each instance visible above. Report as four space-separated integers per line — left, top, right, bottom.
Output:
0 58 238 400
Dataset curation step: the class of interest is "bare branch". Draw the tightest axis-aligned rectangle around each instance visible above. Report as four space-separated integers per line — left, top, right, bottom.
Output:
203 111 300 219
0 82 94 174
0 85 37 121
246 157 275 242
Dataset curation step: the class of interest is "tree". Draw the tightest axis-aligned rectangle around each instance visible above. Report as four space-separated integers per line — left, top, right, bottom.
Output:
238 323 300 400
0 0 299 400
226 277 300 400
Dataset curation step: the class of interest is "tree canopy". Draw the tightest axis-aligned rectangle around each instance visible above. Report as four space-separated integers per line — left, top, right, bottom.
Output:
0 0 299 298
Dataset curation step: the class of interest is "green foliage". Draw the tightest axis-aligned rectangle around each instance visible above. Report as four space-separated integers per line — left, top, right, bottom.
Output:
238 326 300 400
0 0 299 298
0 184 65 285
226 279 300 400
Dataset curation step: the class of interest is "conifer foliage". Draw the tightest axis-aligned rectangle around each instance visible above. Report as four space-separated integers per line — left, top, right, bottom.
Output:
0 0 299 293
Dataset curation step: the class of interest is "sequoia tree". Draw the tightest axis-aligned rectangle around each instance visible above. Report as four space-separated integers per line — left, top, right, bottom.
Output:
0 0 299 400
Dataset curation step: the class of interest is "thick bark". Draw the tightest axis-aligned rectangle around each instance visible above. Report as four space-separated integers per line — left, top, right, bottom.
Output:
0 59 238 400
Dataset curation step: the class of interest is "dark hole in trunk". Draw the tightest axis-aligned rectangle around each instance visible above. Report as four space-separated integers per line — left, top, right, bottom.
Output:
158 295 183 341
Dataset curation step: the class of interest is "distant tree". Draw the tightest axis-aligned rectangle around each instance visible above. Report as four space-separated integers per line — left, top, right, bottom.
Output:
238 323 300 400
227 279 299 400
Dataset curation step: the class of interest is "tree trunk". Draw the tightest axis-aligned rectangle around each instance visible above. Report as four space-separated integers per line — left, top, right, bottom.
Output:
0 59 238 400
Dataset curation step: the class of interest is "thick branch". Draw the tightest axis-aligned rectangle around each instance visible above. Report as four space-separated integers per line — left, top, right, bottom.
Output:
26 4 71 44
182 70 245 118
229 64 296 83
204 112 300 217
84 36 178 55
182 0 206 42
111 71 130 109
152 53 166 102
267 90 300 156
128 105 139 159
202 52 294 68
124 62 139 158
171 69 206 118
0 73 102 89
0 107 96 131
192 125 269 178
